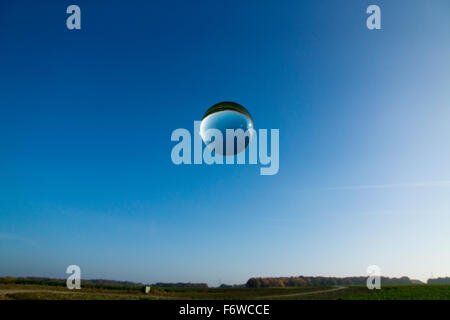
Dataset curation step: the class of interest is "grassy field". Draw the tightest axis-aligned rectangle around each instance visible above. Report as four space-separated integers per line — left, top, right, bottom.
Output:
346 284 450 300
1 283 449 300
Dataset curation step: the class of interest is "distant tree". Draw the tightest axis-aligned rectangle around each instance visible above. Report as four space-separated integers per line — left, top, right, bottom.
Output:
245 275 415 288
428 277 450 284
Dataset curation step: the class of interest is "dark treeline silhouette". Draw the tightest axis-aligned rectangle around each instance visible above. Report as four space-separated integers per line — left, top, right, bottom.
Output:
0 277 209 288
428 277 450 284
219 284 246 289
152 282 209 288
0 277 209 289
246 276 413 288
0 276 143 287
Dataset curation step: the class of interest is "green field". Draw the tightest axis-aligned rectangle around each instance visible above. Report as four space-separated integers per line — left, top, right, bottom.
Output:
0 283 449 300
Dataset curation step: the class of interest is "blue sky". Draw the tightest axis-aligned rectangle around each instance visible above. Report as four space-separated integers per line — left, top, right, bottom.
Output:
1 0 449 285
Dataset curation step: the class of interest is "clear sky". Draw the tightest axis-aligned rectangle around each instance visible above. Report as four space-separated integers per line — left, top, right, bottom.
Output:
1 0 449 285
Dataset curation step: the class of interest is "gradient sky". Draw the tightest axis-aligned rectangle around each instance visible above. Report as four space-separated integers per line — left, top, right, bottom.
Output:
1 0 449 285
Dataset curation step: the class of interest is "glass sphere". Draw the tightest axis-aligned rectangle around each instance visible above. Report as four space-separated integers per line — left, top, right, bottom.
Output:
200 102 254 156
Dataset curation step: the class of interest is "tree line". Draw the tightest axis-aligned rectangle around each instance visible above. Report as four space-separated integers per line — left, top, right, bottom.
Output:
427 277 450 284
246 276 414 288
